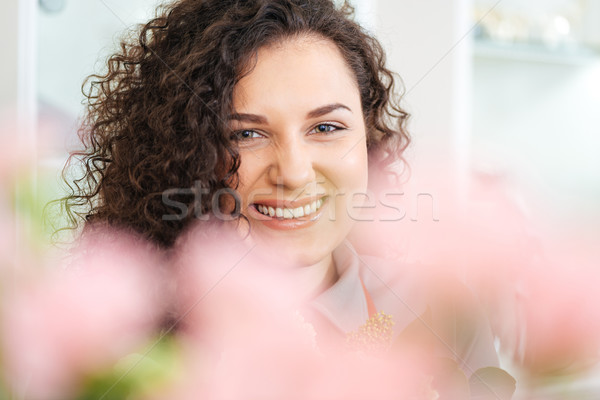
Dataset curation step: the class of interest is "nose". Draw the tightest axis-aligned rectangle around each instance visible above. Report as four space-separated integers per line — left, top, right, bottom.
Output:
268 138 316 190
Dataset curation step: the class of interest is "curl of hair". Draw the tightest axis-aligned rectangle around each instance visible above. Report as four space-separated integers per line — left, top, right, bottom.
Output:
60 0 410 248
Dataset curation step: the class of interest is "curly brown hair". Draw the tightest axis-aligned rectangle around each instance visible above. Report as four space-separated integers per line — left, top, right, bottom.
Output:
61 0 410 248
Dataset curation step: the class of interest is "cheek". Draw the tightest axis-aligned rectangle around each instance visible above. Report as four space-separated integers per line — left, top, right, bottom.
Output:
324 143 369 224
337 142 369 193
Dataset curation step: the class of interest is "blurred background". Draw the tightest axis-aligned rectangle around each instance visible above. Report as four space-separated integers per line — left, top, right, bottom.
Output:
0 0 598 398
1 0 598 242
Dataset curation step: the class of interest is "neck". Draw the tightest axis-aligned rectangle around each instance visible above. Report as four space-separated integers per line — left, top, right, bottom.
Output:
293 253 338 300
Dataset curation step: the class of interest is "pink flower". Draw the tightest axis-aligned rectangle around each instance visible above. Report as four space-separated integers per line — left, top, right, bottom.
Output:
519 247 600 375
156 223 440 400
1 228 166 400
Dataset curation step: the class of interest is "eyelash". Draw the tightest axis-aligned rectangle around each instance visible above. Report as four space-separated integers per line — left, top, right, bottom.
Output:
234 130 264 140
233 122 345 141
309 123 346 135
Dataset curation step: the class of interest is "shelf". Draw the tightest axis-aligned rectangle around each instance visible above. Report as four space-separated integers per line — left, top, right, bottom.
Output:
473 39 600 66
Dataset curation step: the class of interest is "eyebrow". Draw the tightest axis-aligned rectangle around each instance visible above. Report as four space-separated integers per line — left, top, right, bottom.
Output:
228 113 267 124
229 103 352 124
306 103 352 119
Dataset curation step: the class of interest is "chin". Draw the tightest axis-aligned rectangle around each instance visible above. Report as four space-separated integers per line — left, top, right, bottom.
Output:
250 233 335 269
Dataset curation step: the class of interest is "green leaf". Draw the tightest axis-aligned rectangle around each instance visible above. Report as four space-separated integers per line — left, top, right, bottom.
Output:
469 367 516 400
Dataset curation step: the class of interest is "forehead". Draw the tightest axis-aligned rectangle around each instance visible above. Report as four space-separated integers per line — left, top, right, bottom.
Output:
233 36 360 113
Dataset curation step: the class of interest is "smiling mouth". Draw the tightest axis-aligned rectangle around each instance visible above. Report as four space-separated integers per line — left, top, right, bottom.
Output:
252 198 325 220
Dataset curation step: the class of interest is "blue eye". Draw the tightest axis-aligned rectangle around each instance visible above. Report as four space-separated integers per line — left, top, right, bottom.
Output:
311 123 343 134
234 130 262 140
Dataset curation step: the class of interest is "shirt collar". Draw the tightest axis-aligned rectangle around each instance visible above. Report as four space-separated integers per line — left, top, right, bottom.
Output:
309 241 370 333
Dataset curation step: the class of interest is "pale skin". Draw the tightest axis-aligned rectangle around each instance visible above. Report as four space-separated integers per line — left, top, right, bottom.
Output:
231 35 369 297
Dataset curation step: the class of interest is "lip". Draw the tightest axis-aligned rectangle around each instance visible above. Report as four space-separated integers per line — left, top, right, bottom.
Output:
247 197 327 231
251 195 325 209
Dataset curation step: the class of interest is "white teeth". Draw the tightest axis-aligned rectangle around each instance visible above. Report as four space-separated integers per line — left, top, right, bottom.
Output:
293 207 304 218
255 198 325 219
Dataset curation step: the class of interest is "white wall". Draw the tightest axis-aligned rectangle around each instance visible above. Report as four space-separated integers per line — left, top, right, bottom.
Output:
472 54 600 228
0 0 19 111
372 0 472 189
37 0 164 120
470 0 600 235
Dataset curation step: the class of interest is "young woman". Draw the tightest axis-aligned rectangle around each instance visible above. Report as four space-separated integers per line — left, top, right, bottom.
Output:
65 0 411 319
63 0 514 397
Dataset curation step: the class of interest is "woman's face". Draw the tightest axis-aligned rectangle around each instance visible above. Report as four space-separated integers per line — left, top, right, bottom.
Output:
231 36 369 267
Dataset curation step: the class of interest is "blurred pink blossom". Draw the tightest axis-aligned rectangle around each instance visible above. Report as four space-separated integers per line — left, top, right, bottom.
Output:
1 228 166 400
158 223 442 400
518 245 600 376
349 167 600 378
